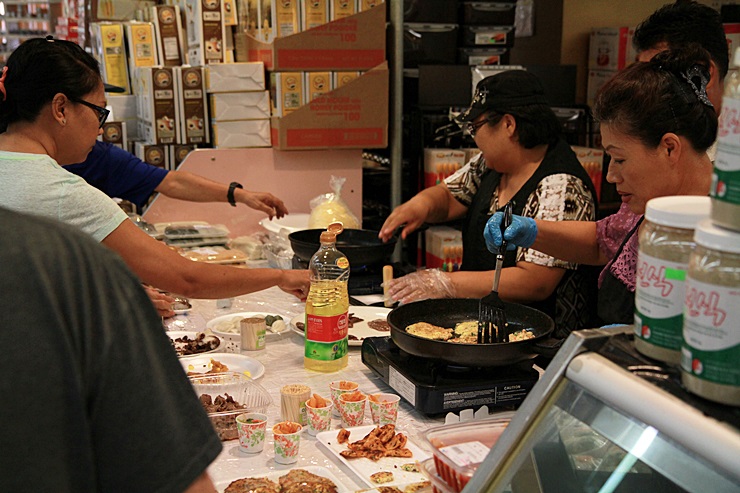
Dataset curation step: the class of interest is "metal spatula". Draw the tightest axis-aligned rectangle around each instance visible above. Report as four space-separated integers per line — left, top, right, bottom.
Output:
478 202 513 344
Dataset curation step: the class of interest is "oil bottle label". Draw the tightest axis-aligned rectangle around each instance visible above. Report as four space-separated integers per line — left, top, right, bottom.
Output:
634 253 686 350
711 144 740 206
305 312 349 362
681 278 740 386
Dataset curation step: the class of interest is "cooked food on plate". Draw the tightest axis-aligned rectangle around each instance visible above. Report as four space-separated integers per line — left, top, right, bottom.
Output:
186 358 229 375
199 393 246 441
403 481 431 492
368 319 391 332
224 469 338 493
224 476 280 493
170 332 220 356
400 463 419 473
370 471 394 484
338 424 412 461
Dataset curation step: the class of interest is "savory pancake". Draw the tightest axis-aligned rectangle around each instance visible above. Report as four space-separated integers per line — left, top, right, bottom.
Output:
453 321 478 338
405 322 453 341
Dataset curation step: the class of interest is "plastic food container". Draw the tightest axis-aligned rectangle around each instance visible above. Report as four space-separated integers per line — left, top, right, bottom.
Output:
423 416 511 492
420 458 455 493
189 372 272 440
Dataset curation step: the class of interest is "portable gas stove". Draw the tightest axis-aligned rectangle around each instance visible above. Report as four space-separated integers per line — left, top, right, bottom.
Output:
362 336 540 416
292 258 411 296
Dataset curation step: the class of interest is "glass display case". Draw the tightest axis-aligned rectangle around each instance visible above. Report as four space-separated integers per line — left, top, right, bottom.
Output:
464 326 740 493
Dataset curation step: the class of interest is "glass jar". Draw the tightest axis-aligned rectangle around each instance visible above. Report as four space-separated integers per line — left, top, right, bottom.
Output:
712 46 740 232
634 196 710 364
681 219 740 406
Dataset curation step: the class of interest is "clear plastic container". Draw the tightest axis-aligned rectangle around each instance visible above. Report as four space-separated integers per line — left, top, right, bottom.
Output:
304 224 350 372
189 372 273 440
681 219 740 406
711 46 740 232
420 458 455 493
634 196 710 364
422 416 511 492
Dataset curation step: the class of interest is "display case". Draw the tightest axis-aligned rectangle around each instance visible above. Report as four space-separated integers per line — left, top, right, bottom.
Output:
0 0 62 63
463 326 740 493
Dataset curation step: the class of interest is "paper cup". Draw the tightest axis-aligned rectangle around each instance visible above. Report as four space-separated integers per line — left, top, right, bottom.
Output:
329 380 359 418
305 398 333 436
369 393 401 426
281 384 311 425
236 412 267 454
337 391 367 427
272 421 302 464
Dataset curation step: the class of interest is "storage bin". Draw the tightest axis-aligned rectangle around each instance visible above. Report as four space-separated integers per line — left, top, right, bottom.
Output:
404 0 459 23
461 2 516 26
458 47 509 65
461 25 515 47
404 23 459 67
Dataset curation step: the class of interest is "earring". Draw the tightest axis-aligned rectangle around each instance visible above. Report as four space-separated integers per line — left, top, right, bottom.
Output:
61 119 66 125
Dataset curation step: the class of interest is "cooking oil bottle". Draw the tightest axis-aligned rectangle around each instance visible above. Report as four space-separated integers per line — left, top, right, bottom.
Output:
304 223 349 372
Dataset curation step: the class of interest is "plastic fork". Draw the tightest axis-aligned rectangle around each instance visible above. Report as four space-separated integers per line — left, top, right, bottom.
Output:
478 202 513 344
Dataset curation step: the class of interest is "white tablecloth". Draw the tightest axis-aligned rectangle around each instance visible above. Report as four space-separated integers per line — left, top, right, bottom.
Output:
165 287 445 491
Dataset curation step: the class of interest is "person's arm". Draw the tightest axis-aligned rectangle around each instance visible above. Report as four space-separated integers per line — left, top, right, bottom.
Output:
156 171 288 219
530 219 607 265
378 183 468 241
102 220 309 299
449 262 566 302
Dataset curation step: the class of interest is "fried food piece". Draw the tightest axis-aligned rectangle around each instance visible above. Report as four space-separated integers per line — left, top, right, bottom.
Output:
454 321 478 338
400 463 419 472
449 334 478 344
370 472 394 484
378 487 403 493
279 469 337 493
405 322 453 341
368 319 391 331
337 428 350 444
404 481 431 492
224 477 280 493
384 448 413 458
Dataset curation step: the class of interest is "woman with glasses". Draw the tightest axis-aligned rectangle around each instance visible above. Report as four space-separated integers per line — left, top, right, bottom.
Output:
485 47 716 326
0 37 310 302
379 70 598 337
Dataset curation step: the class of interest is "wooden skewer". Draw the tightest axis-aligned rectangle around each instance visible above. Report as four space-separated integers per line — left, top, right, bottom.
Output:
383 265 394 307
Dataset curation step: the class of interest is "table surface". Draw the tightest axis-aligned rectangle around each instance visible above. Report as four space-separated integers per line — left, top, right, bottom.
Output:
165 287 450 492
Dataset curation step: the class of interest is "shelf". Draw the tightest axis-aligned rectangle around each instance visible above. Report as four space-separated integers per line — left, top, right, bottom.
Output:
1 1 60 4
1 17 51 23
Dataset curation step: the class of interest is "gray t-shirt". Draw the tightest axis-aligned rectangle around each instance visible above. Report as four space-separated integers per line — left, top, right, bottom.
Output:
0 207 222 492
0 151 127 241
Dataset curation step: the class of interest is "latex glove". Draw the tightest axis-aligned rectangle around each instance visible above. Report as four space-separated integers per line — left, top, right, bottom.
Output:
484 212 537 252
385 269 457 304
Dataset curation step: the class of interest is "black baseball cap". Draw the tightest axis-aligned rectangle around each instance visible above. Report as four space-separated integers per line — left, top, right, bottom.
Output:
104 82 126 93
457 70 549 123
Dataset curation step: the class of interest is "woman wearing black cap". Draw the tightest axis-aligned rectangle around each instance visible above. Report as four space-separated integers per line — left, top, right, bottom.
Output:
379 70 598 337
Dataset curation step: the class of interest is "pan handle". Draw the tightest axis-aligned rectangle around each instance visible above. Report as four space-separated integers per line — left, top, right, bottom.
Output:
532 336 564 359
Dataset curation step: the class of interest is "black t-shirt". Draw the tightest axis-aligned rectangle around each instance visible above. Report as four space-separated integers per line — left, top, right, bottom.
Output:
0 207 222 492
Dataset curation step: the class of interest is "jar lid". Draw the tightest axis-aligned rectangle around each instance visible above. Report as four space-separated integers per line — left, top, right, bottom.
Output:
644 196 710 229
694 218 740 254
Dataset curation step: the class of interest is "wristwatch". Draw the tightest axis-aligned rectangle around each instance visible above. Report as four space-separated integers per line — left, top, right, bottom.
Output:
227 181 243 207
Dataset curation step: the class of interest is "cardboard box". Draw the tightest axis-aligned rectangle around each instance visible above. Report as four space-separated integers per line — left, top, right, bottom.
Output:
134 141 169 169
211 119 272 148
269 61 387 150
588 27 636 71
107 95 140 140
175 66 210 145
91 22 132 94
134 66 180 145
273 0 301 38
304 71 332 102
420 225 463 270
209 91 271 121
124 21 158 78
234 4 385 71
571 146 604 201
100 121 128 149
302 0 329 31
151 5 185 67
725 23 740 57
205 62 266 92
586 69 616 108
170 144 195 169
184 0 227 65
423 148 466 189
223 0 238 26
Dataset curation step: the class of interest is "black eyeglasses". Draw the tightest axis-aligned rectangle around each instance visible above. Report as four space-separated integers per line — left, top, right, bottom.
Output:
464 119 490 137
70 97 110 128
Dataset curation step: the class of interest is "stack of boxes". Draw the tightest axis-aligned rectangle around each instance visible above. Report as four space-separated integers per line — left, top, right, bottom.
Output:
586 27 636 112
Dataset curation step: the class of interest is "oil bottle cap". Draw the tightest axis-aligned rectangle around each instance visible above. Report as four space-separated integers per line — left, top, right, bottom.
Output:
327 222 344 235
320 231 337 243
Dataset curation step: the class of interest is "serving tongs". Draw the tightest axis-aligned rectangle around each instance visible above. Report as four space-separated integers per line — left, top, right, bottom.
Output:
478 202 513 344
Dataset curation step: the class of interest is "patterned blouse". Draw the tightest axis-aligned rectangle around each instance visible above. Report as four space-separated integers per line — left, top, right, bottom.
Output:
596 203 642 291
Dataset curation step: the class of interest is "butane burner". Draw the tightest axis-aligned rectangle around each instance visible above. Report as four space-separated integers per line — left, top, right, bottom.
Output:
362 336 540 416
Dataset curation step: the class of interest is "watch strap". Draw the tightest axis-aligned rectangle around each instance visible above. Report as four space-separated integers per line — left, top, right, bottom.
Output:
228 181 243 207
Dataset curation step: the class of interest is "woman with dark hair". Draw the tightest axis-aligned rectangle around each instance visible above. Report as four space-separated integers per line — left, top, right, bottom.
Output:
0 37 309 302
379 70 598 337
485 46 716 325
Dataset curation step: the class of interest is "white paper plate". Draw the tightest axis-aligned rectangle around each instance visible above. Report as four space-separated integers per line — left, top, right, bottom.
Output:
289 306 392 347
259 213 311 235
167 331 221 358
316 425 431 487
214 465 350 493
179 353 265 380
207 312 291 337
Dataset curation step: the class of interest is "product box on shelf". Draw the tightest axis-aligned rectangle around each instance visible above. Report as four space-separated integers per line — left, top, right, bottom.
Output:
270 71 305 117
420 225 463 270
184 0 227 65
234 4 386 71
134 141 170 169
329 0 356 21
571 145 604 201
272 0 301 38
124 21 159 76
134 66 180 145
458 47 509 66
588 27 636 71
461 25 515 47
170 144 196 169
107 94 140 140
302 0 329 31
91 22 132 94
304 71 332 103
209 91 271 121
223 0 238 26
332 71 361 88
151 5 185 67
725 23 740 56
586 69 616 108
211 119 271 148
204 62 266 92
174 66 210 145
423 148 466 189
100 121 128 149
269 61 388 150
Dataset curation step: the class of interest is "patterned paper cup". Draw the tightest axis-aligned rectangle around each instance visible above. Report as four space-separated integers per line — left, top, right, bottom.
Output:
337 391 367 427
272 421 302 464
329 380 359 418
236 412 268 454
305 398 333 436
369 393 401 426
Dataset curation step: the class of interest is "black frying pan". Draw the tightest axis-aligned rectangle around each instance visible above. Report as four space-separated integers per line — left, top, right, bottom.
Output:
387 298 555 367
289 229 397 269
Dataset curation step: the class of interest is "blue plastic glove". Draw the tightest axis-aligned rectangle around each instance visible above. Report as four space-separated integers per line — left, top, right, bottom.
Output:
484 212 538 252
